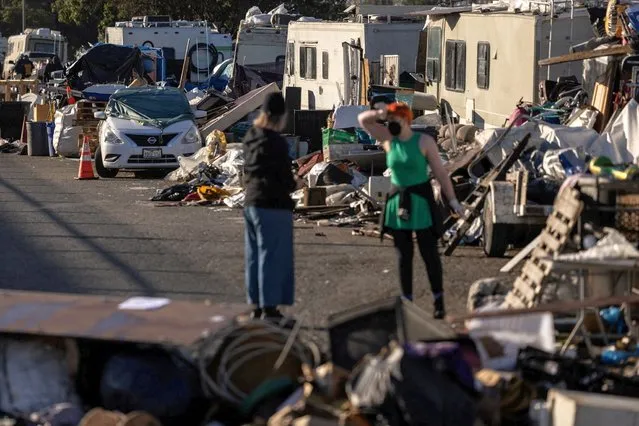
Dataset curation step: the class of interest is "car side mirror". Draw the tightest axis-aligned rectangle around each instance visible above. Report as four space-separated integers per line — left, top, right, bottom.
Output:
193 109 207 119
94 111 107 120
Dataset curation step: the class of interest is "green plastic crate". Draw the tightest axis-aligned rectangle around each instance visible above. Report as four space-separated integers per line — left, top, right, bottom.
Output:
322 128 357 147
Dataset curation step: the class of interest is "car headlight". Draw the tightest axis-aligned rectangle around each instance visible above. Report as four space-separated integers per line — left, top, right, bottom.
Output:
103 125 123 144
183 126 202 145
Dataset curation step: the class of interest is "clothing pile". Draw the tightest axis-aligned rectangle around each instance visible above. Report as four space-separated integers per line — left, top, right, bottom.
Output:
151 131 245 207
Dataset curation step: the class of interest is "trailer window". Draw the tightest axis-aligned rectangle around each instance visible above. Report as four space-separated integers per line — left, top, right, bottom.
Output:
299 46 317 80
445 40 466 92
425 27 441 82
322 51 329 79
287 42 295 76
477 42 490 90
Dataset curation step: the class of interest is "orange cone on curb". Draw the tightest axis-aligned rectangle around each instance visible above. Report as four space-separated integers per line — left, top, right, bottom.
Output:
75 136 98 180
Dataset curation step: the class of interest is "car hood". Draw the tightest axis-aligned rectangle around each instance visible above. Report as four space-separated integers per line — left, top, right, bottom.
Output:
106 117 194 134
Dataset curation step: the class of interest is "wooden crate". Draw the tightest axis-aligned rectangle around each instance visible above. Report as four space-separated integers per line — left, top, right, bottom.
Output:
75 100 107 121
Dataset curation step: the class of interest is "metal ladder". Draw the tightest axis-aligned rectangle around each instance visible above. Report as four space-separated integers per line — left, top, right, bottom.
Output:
503 187 584 308
443 133 531 256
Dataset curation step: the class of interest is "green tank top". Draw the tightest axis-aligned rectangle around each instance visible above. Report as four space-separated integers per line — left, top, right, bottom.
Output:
384 132 433 230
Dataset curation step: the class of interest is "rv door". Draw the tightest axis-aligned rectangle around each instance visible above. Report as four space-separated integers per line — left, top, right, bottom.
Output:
380 55 399 87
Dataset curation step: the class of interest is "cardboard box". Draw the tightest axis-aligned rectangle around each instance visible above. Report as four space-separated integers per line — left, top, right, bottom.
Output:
364 176 391 203
548 389 639 426
34 104 50 122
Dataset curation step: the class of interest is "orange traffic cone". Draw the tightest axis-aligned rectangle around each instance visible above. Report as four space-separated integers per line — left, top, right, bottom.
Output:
75 136 98 180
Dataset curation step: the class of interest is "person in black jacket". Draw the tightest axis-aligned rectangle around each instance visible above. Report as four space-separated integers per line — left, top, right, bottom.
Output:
243 92 296 320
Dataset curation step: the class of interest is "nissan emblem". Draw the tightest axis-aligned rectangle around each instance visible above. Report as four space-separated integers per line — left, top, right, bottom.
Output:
147 137 157 144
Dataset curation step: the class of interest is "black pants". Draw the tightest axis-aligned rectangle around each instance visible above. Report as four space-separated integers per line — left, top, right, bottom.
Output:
391 228 443 298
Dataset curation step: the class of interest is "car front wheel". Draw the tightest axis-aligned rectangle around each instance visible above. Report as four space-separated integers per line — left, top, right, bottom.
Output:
95 146 119 178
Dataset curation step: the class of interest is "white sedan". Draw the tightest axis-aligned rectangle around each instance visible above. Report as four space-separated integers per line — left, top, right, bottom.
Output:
94 87 206 178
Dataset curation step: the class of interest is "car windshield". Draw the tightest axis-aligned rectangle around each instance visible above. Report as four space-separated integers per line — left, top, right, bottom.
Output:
107 87 194 128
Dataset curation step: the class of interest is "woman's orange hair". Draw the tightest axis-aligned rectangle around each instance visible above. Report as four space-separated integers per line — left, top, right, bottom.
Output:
386 102 413 123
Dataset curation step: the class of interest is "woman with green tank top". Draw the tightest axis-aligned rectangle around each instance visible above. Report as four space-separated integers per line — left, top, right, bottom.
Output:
358 102 464 319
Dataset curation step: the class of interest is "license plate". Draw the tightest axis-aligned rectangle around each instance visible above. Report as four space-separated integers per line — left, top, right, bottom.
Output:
142 148 162 159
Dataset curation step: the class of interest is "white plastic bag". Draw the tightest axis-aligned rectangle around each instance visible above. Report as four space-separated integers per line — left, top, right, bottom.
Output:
53 104 82 157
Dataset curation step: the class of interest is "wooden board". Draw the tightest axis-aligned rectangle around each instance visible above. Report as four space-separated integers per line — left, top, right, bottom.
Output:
591 61 617 132
0 290 248 347
538 44 632 66
200 83 280 138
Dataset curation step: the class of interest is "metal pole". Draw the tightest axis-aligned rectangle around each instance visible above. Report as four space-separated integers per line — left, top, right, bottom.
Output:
22 0 25 32
547 0 553 79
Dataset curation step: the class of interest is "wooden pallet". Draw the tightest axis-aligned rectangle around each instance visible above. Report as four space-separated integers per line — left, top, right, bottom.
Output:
503 187 584 309
75 100 107 121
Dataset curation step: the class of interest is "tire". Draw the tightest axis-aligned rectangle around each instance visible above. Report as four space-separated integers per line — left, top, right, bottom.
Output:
94 146 119 178
482 195 510 257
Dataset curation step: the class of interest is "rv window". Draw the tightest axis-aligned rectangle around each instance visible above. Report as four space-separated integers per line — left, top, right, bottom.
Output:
299 46 317 80
426 27 441 82
322 51 329 79
445 40 466 92
477 42 490 89
287 42 295 76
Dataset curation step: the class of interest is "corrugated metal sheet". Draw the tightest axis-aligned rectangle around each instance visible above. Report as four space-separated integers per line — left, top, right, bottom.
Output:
0 290 248 347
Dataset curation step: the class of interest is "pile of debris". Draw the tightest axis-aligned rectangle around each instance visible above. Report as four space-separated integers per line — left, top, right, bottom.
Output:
151 130 245 207
452 174 639 423
0 138 26 154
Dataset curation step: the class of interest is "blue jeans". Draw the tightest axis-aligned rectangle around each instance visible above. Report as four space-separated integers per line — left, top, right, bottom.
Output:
244 206 295 307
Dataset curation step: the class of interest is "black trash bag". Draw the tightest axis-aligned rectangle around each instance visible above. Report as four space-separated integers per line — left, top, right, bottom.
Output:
316 163 354 186
348 342 479 426
151 184 194 202
99 349 205 426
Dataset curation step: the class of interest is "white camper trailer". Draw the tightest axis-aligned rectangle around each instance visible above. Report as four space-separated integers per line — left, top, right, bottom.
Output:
105 16 232 83
235 20 290 67
284 20 424 110
423 8 594 128
3 28 68 79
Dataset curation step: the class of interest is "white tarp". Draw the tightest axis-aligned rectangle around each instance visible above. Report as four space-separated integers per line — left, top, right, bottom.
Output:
475 121 619 165
52 104 82 158
333 105 368 129
593 99 639 164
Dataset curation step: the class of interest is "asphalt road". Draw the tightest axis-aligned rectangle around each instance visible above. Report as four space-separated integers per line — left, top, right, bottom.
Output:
0 155 510 324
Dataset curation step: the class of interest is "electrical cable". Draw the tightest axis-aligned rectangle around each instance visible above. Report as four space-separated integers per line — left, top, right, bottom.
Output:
197 319 321 406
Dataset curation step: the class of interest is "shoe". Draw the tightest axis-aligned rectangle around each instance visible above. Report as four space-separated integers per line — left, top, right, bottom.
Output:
433 294 446 320
250 308 263 319
261 307 284 320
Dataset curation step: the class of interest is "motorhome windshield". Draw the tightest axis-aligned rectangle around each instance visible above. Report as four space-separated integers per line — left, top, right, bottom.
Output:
31 41 54 53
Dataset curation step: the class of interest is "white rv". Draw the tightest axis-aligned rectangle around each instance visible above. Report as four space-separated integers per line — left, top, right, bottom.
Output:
235 20 289 67
3 28 68 79
284 20 424 110
105 16 233 83
423 8 595 128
